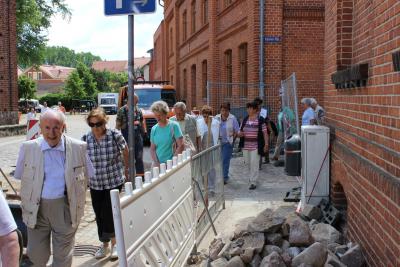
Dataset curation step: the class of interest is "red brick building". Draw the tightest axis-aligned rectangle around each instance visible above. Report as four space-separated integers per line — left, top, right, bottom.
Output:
325 0 400 266
153 0 325 115
0 0 18 125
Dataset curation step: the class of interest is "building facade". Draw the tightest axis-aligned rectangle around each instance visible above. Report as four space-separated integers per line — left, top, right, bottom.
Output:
153 0 325 116
0 0 18 125
325 0 400 266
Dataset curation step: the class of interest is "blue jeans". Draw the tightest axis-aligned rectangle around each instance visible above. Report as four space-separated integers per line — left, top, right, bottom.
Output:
221 142 233 181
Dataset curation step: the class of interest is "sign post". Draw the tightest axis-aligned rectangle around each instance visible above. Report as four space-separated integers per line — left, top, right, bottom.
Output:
105 0 156 184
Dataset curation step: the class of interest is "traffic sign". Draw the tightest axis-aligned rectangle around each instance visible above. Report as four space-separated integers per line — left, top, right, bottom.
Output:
105 0 156 15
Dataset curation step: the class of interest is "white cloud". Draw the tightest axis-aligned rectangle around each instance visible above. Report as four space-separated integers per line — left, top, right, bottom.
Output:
47 0 164 60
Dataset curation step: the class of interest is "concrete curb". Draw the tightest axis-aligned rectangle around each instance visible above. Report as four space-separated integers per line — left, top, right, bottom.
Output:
0 124 26 137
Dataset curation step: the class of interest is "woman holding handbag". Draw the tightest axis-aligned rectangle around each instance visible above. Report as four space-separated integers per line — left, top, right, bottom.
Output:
82 108 129 260
149 101 184 166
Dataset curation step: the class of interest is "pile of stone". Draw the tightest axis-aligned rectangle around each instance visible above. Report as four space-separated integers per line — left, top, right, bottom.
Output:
193 205 365 267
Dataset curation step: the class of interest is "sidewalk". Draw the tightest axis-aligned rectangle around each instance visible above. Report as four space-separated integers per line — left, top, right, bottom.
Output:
0 153 299 266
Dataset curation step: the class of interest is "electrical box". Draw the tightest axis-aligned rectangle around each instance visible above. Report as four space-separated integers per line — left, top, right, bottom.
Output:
301 125 330 206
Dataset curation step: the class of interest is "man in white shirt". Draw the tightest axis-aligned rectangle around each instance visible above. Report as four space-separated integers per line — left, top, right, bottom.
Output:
301 98 315 126
0 191 19 267
14 110 94 267
40 101 49 114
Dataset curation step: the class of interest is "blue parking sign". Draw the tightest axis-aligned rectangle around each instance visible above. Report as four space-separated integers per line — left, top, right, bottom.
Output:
105 0 156 15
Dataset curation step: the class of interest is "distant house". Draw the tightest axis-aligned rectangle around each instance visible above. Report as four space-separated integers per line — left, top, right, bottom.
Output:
92 57 151 79
17 66 24 77
23 65 75 96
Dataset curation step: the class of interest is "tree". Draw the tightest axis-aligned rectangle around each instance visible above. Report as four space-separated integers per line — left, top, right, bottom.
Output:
43 46 101 68
16 0 71 67
91 69 111 92
64 71 86 99
76 62 97 98
18 75 37 100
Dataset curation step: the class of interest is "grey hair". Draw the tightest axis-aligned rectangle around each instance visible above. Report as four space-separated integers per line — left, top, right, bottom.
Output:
40 109 66 125
301 98 312 106
174 102 187 111
310 98 318 105
151 101 170 115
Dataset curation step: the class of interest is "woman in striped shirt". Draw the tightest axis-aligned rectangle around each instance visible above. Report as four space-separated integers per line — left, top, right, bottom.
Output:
238 101 269 189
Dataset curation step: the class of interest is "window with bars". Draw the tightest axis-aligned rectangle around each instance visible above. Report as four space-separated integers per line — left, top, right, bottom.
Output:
202 0 208 25
183 68 187 100
224 49 233 97
239 43 248 97
182 10 187 42
202 60 207 98
191 1 196 34
191 64 197 108
169 28 173 54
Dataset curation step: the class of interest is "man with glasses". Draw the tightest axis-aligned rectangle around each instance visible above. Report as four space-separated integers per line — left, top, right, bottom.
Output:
14 110 94 267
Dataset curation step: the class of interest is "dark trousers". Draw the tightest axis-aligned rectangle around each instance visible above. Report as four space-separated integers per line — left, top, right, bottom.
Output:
90 185 123 242
122 128 145 175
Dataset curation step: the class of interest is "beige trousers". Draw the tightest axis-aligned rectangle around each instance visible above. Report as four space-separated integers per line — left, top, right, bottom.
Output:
243 149 260 184
27 197 77 267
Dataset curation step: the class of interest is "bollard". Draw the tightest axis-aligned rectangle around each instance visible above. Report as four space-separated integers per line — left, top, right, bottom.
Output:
183 151 187 161
133 176 143 194
172 156 177 167
177 154 183 164
166 160 173 171
152 167 160 182
124 182 133 195
160 163 166 175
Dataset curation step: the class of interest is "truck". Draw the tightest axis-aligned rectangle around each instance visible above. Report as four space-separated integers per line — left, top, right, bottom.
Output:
119 81 177 144
98 93 119 114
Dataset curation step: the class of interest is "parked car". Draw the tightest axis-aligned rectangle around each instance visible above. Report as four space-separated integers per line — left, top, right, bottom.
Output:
18 99 41 113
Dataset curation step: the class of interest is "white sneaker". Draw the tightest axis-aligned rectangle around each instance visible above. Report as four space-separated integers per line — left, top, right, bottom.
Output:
95 244 110 259
110 245 118 259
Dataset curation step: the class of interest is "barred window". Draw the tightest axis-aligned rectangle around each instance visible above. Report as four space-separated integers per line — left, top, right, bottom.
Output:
183 10 187 42
202 60 207 98
191 1 196 34
239 43 248 97
224 49 233 97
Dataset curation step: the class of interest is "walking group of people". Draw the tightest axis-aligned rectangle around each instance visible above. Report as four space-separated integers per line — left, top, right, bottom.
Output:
0 93 325 267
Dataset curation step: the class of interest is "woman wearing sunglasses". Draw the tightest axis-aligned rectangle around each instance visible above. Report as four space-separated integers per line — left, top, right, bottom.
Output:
82 108 129 260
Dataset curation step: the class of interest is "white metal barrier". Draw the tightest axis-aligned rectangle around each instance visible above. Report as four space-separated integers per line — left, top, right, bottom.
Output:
111 149 195 267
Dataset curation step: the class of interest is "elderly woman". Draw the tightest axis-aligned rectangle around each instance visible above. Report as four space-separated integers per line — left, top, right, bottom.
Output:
301 98 315 126
238 101 269 190
214 102 239 184
150 101 184 166
82 108 129 260
170 102 202 153
310 98 325 125
198 105 215 149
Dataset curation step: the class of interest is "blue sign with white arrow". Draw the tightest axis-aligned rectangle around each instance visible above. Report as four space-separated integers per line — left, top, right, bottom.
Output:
105 0 156 15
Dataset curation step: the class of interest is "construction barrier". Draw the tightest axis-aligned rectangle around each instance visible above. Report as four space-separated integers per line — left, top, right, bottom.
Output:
26 119 40 140
111 149 196 267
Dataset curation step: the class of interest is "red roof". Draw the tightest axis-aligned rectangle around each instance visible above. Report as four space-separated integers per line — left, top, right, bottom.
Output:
92 57 151 73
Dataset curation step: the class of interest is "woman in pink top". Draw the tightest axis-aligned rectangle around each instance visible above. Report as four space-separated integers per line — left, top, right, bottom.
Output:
238 101 269 189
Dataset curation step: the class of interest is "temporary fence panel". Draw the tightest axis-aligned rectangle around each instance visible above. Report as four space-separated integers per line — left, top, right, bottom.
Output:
111 149 195 267
280 73 300 139
26 119 40 140
191 144 224 245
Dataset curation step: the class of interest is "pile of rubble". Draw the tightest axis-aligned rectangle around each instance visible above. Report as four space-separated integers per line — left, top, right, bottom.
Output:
192 205 365 267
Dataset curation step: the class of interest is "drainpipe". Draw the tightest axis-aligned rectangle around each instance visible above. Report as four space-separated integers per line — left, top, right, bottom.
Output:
259 0 265 99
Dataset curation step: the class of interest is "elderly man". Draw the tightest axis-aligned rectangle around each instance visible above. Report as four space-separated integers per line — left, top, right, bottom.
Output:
0 191 20 267
310 98 326 125
170 102 202 153
301 98 315 126
14 110 94 267
116 94 145 176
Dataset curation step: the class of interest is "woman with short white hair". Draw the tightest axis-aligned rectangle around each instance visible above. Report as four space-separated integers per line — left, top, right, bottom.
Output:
301 98 315 126
150 101 184 166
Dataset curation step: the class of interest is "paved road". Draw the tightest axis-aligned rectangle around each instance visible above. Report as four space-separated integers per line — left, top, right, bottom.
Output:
0 114 152 174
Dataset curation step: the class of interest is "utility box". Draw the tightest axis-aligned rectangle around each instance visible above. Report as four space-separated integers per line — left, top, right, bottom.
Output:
301 126 330 206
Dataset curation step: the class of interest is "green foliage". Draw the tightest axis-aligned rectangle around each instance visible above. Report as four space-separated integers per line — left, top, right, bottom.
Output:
40 93 72 110
43 46 101 68
16 0 71 67
18 75 37 99
90 69 128 93
76 62 97 97
64 71 86 99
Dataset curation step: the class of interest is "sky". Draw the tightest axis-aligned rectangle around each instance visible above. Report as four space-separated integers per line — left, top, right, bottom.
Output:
47 0 164 60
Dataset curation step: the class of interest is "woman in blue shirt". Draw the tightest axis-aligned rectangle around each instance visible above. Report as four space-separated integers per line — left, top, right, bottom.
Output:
149 101 184 166
301 98 316 126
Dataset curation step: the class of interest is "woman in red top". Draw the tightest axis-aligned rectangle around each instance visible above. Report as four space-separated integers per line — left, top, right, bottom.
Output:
238 101 269 189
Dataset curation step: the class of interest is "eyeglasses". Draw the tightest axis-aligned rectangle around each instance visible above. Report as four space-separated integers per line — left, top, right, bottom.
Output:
88 122 104 128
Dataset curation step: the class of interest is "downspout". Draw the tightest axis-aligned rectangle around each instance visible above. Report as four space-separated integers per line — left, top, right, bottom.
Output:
259 0 265 99
8 0 13 109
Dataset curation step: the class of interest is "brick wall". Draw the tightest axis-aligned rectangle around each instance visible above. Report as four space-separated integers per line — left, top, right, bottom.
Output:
0 0 18 125
154 0 325 114
325 0 400 266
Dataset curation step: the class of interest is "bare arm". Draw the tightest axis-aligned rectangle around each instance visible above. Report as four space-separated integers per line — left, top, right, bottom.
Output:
263 131 269 152
196 136 202 152
150 142 159 166
175 137 184 155
0 231 19 267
